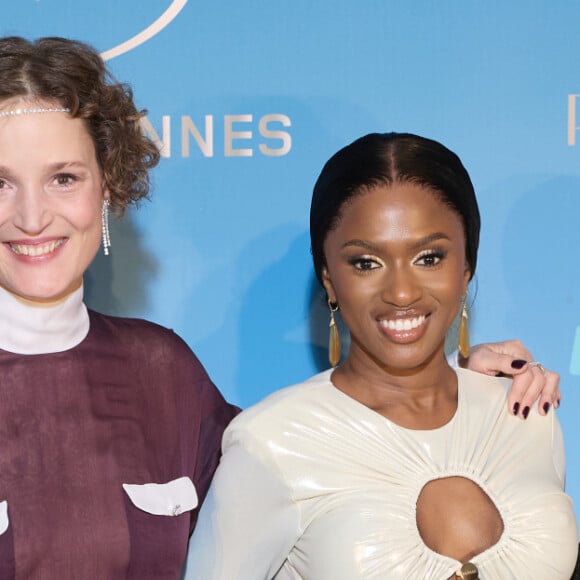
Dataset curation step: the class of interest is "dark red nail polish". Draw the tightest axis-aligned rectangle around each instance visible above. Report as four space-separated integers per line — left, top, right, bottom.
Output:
543 402 550 414
513 402 520 415
522 406 530 419
511 359 527 369
556 399 561 407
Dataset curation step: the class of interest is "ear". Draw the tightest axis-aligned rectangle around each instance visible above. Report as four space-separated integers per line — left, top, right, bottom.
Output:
321 266 337 304
462 263 471 295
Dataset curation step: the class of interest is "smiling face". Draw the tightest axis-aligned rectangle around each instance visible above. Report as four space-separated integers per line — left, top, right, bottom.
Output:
0 100 105 305
322 182 470 373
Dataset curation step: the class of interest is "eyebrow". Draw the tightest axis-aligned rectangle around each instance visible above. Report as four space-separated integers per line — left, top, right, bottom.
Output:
45 161 89 171
341 232 451 252
341 239 381 252
0 161 88 176
410 232 451 249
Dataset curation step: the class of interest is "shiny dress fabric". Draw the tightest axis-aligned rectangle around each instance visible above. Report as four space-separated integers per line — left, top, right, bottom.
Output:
0 310 238 580
187 368 578 579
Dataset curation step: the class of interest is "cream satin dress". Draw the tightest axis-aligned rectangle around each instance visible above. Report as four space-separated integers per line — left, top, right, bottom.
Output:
186 368 578 579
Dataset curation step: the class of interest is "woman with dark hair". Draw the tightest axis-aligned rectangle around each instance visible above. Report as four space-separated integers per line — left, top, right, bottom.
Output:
0 36 237 579
187 133 577 579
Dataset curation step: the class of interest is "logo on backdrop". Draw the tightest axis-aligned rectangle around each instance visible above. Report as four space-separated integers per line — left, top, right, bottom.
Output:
141 114 292 158
100 0 188 61
79 0 293 158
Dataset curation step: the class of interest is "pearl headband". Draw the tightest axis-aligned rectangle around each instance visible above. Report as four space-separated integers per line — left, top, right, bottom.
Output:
0 107 71 118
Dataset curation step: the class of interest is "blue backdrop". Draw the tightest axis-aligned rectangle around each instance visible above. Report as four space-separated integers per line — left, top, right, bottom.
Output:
4 0 580 517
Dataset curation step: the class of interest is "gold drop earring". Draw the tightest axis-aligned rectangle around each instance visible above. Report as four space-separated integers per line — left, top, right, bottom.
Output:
458 295 470 359
328 300 341 367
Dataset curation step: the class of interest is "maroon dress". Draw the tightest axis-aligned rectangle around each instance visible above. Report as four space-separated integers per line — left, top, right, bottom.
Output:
0 310 238 579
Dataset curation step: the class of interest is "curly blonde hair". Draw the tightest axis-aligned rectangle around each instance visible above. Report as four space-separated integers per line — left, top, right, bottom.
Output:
0 36 160 215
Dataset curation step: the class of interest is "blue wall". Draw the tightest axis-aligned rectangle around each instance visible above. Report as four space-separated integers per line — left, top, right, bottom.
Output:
5 0 580 514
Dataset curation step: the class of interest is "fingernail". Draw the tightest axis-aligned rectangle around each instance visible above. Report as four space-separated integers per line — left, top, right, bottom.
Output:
543 402 550 414
522 406 530 419
512 402 520 415
511 359 527 369
556 398 561 408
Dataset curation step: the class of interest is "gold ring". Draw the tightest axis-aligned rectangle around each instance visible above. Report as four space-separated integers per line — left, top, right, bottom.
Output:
528 361 545 373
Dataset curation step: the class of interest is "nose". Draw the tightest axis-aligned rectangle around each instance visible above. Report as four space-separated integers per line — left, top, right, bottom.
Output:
381 263 422 307
12 187 53 235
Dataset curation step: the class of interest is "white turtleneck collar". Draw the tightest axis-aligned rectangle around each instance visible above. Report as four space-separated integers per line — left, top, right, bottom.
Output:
0 285 90 355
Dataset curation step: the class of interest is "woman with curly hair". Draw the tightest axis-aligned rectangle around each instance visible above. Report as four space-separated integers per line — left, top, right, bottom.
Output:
0 36 237 579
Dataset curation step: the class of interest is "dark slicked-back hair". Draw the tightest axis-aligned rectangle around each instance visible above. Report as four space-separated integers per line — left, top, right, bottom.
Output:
310 132 480 284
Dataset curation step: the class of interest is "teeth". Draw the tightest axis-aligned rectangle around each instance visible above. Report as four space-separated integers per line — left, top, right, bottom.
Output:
381 315 426 331
9 239 64 257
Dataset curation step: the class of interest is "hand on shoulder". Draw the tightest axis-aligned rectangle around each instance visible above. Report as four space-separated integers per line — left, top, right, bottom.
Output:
464 340 561 420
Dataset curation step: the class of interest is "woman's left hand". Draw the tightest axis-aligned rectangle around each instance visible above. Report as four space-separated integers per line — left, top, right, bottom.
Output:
465 340 561 419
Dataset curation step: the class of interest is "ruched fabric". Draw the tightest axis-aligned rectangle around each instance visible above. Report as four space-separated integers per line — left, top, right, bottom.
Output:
187 368 578 579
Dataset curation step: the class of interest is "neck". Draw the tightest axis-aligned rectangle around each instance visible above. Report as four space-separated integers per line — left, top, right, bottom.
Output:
331 345 458 428
0 285 89 354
